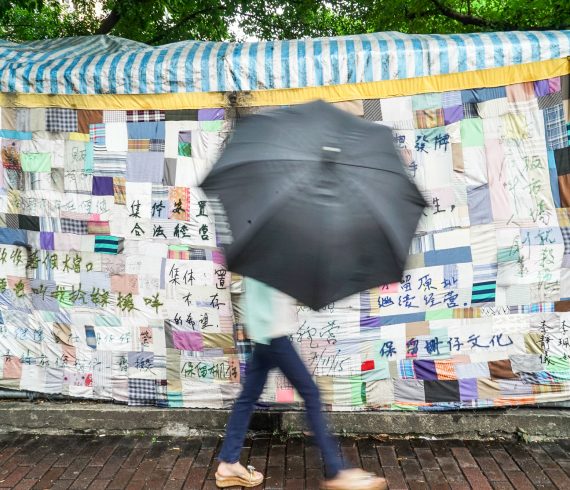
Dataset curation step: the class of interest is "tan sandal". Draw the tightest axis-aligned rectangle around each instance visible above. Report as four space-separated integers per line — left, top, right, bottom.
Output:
320 468 387 490
215 464 264 488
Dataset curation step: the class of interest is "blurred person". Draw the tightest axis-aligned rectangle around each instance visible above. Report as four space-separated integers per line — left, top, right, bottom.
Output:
215 278 387 490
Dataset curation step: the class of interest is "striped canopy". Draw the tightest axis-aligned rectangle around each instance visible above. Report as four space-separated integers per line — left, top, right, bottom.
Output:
0 31 569 95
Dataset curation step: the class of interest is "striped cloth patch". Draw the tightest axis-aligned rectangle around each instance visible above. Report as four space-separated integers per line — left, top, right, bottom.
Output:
94 235 124 254
471 281 496 304
87 220 110 235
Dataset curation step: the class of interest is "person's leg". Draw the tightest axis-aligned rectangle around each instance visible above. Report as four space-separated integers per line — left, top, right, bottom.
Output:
270 337 343 479
218 344 271 464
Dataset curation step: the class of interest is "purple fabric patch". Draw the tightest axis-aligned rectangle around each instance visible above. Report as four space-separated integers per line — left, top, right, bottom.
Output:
173 331 204 351
414 360 438 381
40 232 54 250
534 79 550 97
92 176 114 196
549 77 561 94
459 378 478 401
443 105 463 125
198 108 225 121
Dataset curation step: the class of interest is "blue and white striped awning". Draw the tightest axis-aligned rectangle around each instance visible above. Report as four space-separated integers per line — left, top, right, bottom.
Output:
0 31 569 95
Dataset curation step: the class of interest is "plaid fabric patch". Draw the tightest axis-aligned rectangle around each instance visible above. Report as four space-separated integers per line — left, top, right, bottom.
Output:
398 359 416 379
558 208 570 227
532 383 565 395
538 91 563 110
126 110 165 122
434 361 457 380
128 139 150 152
60 218 88 235
89 123 106 150
149 139 165 152
103 111 127 123
544 104 567 150
155 379 168 408
164 109 198 121
463 103 479 118
362 99 382 121
113 177 126 205
189 248 207 260
46 108 78 132
414 109 444 129
128 378 157 406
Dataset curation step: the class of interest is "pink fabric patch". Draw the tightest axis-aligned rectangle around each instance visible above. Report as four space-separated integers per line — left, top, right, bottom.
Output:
173 331 204 351
276 388 295 403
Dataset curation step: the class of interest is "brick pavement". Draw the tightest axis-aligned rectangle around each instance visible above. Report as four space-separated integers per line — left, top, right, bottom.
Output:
1 433 570 489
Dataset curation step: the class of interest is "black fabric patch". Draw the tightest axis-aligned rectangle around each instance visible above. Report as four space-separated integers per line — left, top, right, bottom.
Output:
424 380 460 403
18 215 40 231
555 147 570 176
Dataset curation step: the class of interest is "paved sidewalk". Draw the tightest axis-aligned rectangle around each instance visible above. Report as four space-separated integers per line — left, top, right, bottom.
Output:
1 434 570 489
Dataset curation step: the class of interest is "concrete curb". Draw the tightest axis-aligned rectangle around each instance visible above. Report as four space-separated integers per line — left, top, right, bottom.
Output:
0 401 569 441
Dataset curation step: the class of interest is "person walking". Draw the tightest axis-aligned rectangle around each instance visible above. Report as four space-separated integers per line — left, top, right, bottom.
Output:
215 277 387 490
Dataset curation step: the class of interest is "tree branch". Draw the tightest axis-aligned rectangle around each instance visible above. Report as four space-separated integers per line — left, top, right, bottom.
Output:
95 6 121 35
429 0 514 29
145 5 226 44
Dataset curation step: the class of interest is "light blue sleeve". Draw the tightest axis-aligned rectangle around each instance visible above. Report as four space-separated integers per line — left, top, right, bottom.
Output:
243 277 273 345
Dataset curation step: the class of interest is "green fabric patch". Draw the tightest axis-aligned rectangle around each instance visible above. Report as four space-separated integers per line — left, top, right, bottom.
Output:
426 309 453 320
460 118 484 147
21 152 51 172
497 247 519 262
200 120 223 132
412 92 443 111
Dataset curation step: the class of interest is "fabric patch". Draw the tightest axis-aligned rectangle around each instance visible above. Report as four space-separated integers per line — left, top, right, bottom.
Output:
424 380 460 402
128 139 150 152
444 105 463 125
87 221 110 235
163 158 177 186
461 87 507 103
534 79 551 98
362 99 382 121
198 108 224 121
461 119 484 147
393 379 425 402
506 82 535 102
488 359 517 379
113 177 126 204
21 153 51 172
94 235 123 254
178 131 192 156
60 218 88 235
169 187 190 220
126 152 164 183
128 378 157 406
414 109 444 129
127 121 165 140
46 108 78 132
126 110 165 122
173 331 204 351
459 379 478 401
92 176 114 196
462 103 479 119
1 139 21 169
538 91 563 110
467 184 492 225
165 109 198 121
18 215 40 231
434 361 457 380
103 111 127 123
40 231 54 250
471 281 496 304
414 360 437 380
77 110 103 134
544 104 567 150
412 93 442 110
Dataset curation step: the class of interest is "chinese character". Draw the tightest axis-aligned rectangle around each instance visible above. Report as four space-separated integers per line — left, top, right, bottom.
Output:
399 293 418 308
443 290 459 308
173 223 190 239
379 341 397 358
418 274 435 291
432 197 445 214
199 313 212 330
425 337 442 355
169 264 180 285
153 225 167 239
210 293 225 310
151 200 165 218
172 198 185 215
143 293 163 314
214 268 227 289
117 293 136 312
131 222 145 237
406 338 419 356
197 200 208 217
129 200 141 218
378 296 395 308
433 133 450 152
182 270 194 285
415 135 429 153
199 224 209 240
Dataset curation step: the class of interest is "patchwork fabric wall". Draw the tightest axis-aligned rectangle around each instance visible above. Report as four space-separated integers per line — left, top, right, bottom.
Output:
0 74 570 410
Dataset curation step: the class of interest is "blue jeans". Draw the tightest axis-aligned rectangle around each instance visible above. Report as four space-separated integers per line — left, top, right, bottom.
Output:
218 336 343 478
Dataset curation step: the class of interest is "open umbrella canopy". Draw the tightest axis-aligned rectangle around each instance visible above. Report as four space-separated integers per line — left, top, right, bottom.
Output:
201 100 426 310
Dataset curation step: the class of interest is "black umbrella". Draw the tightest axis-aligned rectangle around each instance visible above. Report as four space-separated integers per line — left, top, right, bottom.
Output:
201 100 426 310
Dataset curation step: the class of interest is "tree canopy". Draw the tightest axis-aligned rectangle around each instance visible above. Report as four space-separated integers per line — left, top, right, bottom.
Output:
0 0 569 44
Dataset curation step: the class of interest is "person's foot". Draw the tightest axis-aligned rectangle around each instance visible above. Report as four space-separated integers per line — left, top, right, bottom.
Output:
321 468 387 490
215 462 263 488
